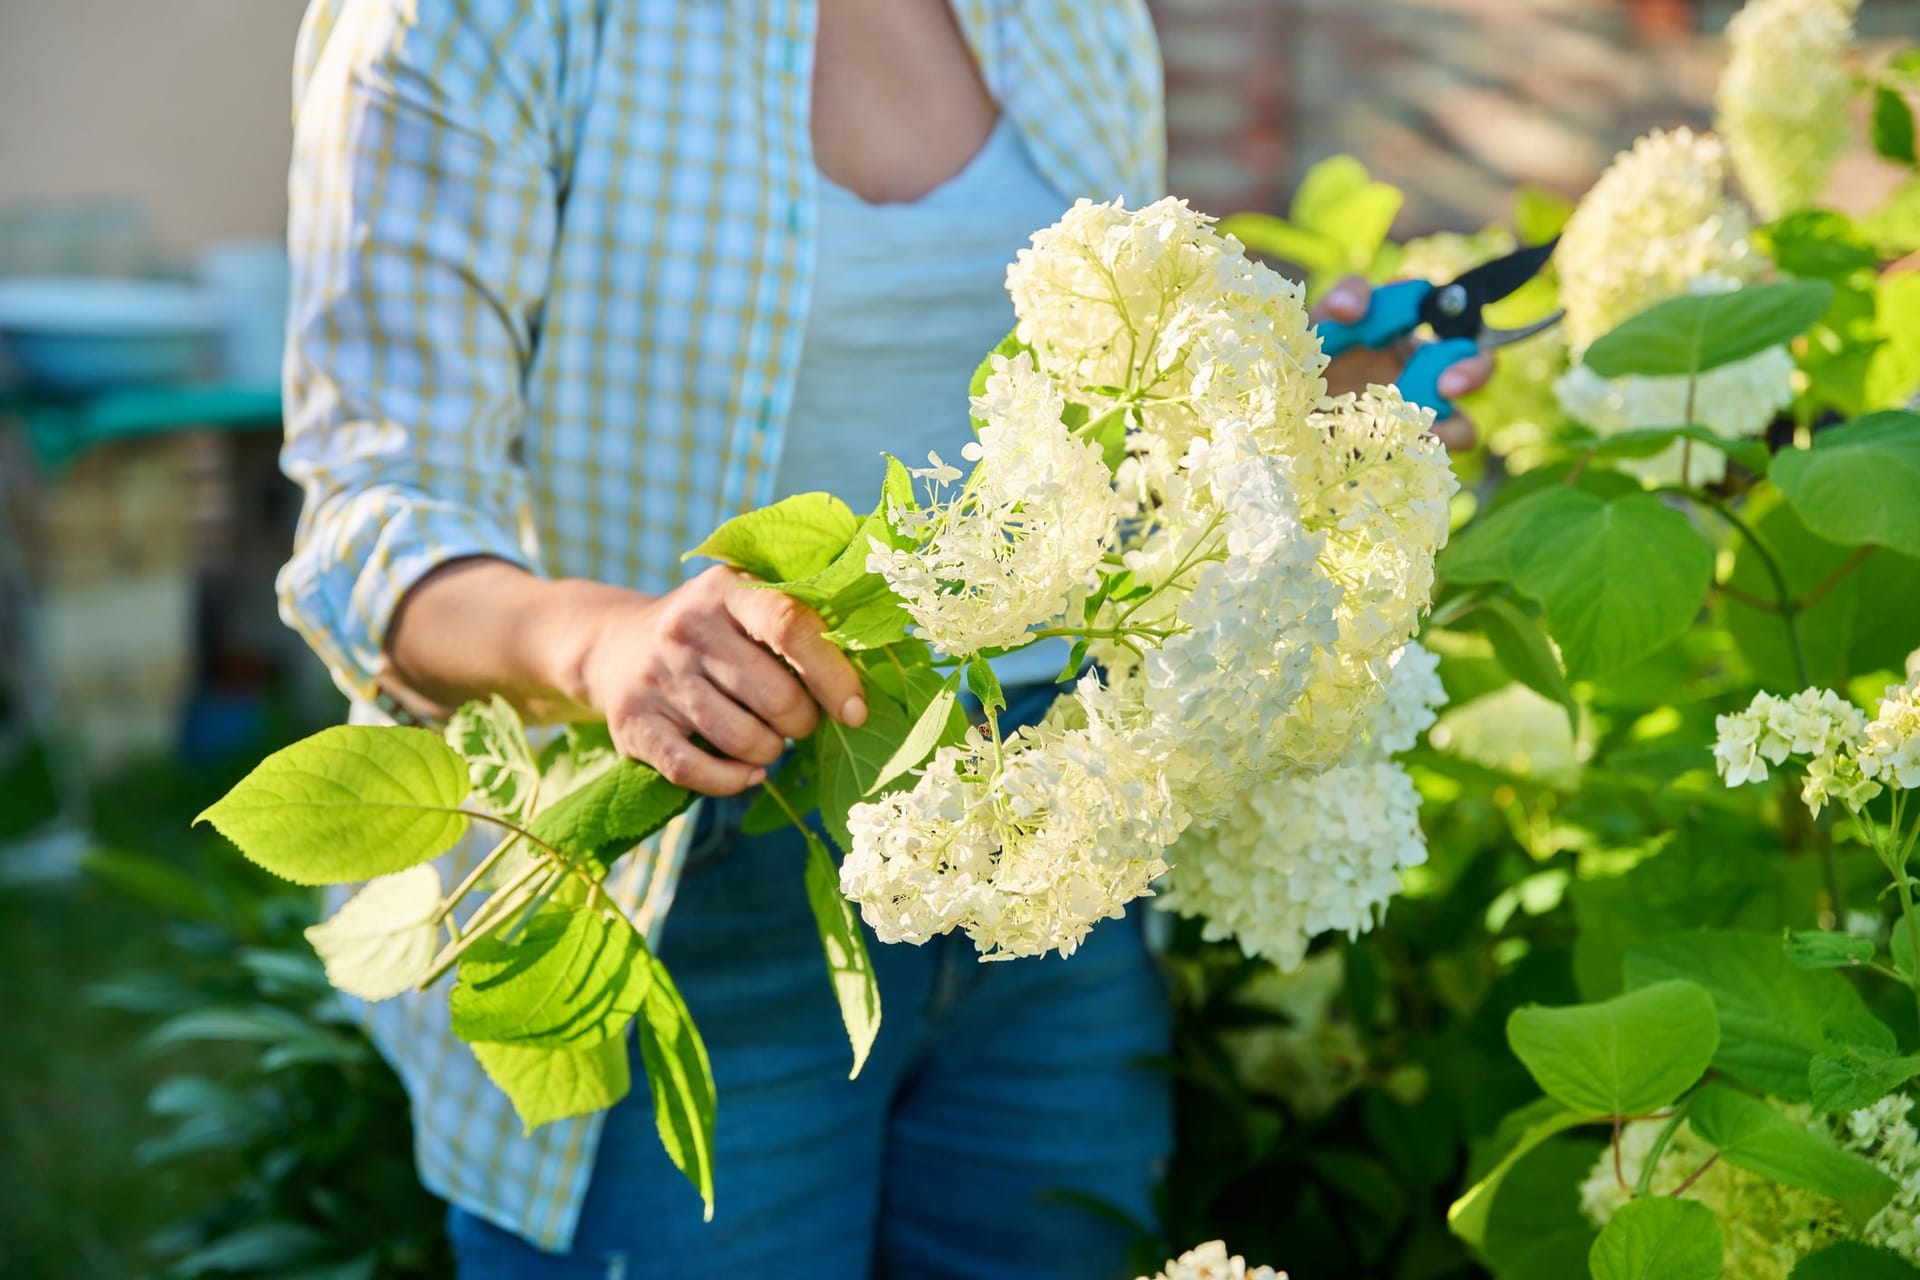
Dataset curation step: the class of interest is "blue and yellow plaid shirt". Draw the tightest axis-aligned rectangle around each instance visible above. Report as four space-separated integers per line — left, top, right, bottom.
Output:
279 0 1164 1252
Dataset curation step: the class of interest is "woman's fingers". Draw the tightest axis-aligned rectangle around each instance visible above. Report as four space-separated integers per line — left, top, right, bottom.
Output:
618 710 766 796
702 633 821 741
1438 351 1495 400
1314 275 1372 324
681 679 788 768
723 584 867 727
1432 412 1477 453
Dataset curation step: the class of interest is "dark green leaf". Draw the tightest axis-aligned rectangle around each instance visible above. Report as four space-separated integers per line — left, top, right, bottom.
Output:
1467 595 1577 731
527 759 691 869
1874 86 1918 166
450 905 650 1050
1689 1081 1896 1225
1809 1042 1920 1113
1784 929 1876 970
1770 411 1920 558
801 828 881 1077
814 679 915 851
472 1035 630 1134
1447 1097 1588 1248
1626 930 1875 1101
1792 1242 1920 1279
1506 980 1719 1117
868 669 961 794
1756 211 1881 280
1583 281 1835 379
684 492 860 583
634 955 717 1220
195 726 471 886
1588 1197 1722 1280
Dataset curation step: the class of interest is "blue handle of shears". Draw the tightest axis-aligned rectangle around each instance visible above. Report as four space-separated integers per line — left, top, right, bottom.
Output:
1397 338 1480 422
1316 279 1431 357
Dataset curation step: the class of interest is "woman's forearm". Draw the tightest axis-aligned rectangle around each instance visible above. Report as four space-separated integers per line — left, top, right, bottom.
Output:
384 557 648 724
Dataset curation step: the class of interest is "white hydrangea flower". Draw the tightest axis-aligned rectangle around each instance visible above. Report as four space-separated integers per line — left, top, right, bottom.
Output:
1716 0 1862 220
304 863 444 1002
1156 755 1429 971
1362 641 1448 758
1553 346 1796 486
1557 128 1758 355
1138 1241 1287 1280
839 677 1179 961
1838 1094 1920 1263
1860 676 1920 789
869 351 1122 656
1713 688 1869 789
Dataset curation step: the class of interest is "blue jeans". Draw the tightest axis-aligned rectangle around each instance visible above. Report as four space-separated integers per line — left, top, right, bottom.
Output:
449 687 1173 1279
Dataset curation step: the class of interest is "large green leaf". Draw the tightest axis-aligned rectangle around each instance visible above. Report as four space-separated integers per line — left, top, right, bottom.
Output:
801 828 881 1078
1444 486 1712 679
1582 280 1835 379
1783 929 1876 970
471 1036 630 1134
196 726 471 886
1873 86 1918 166
1689 1082 1896 1226
1792 1242 1920 1280
527 759 690 869
634 955 718 1220
1757 211 1882 281
1588 1197 1722 1280
302 864 443 1002
450 904 650 1050
1506 980 1718 1117
1466 595 1577 732
447 696 540 821
1770 412 1920 558
1481 1136 1605 1280
685 491 860 583
774 457 916 651
1625 930 1876 1101
814 678 915 852
1809 1042 1920 1113
1447 1097 1588 1248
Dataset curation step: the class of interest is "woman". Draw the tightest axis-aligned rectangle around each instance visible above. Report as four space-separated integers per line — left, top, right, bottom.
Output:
280 1 1489 1275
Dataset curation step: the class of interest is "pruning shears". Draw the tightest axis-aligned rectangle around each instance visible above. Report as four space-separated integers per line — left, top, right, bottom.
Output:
1316 238 1563 421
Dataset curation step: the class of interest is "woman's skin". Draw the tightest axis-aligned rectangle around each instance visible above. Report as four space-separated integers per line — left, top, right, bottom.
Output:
383 0 1492 798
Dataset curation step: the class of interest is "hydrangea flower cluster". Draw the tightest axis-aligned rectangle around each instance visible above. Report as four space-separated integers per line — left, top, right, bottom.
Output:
1582 1096 1920 1277
1713 677 1920 816
1138 1241 1287 1280
1716 0 1862 220
843 197 1456 964
1550 127 1790 485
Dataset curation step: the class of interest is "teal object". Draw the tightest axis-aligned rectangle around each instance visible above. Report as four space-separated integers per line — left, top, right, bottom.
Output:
1317 279 1432 359
1397 338 1482 422
2 382 282 471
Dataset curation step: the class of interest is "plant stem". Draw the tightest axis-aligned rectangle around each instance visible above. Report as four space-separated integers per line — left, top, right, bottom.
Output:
1683 491 1810 686
1612 1119 1628 1191
416 861 554 989
1635 1102 1690 1198
760 776 808 832
1796 545 1877 612
434 832 523 925
1669 1152 1720 1198
1713 579 1778 613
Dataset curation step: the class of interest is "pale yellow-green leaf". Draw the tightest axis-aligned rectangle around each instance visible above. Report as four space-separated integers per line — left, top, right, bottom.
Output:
303 863 445 1002
471 1036 631 1134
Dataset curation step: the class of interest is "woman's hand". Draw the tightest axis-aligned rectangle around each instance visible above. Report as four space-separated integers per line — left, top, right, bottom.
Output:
568 566 867 796
387 559 867 797
1313 274 1489 452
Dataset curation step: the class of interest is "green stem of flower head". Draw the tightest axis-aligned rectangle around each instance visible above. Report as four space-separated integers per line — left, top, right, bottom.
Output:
1115 509 1230 628
1669 1152 1720 1198
1635 1099 1690 1198
416 860 555 990
759 776 808 834
433 830 524 927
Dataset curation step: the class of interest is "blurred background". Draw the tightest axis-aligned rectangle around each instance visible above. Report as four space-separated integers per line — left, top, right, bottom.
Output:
0 2 1912 1277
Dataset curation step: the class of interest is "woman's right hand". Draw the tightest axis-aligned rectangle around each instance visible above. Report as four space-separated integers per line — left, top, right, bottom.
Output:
570 565 868 795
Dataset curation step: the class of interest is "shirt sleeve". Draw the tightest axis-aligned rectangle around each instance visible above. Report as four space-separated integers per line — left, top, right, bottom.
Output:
277 0 568 702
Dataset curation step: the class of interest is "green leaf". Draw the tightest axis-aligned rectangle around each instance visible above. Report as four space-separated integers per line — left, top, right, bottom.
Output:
195 726 471 886
450 904 650 1050
1689 1081 1896 1225
1783 929 1876 970
1291 155 1403 260
801 827 881 1077
1447 1098 1588 1248
1626 930 1875 1101
685 492 860 583
1869 273 1920 411
1874 86 1918 166
1514 186 1574 244
1481 1136 1605 1280
471 1036 630 1134
868 669 961 795
634 954 717 1220
1792 1242 1920 1280
1756 211 1882 281
1447 486 1713 679
1583 281 1836 379
814 678 915 851
527 759 691 869
447 696 540 820
965 656 1006 716
1564 424 1772 476
1770 411 1920 558
1218 213 1346 280
1467 595 1577 732
1809 1042 1920 1113
302 864 443 1002
1506 980 1719 1117
1589 1197 1722 1280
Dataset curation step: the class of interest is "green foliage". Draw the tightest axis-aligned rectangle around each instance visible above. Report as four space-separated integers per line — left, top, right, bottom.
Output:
801 826 882 1077
1809 1041 1920 1114
1792 1242 1920 1279
813 674 916 852
1506 981 1718 1118
447 695 540 821
526 757 690 869
634 956 718 1221
1581 280 1835 380
1589 1197 1724 1280
1688 1082 1897 1226
471 1037 631 1135
1785 930 1877 970
684 491 860 582
1220 156 1403 302
1449 1100 1588 1248
450 903 652 1049
1873 87 1918 166
1771 412 1920 559
868 668 961 796
196 726 471 886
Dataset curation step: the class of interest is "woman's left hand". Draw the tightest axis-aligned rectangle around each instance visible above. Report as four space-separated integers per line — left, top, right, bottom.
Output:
1312 274 1489 452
